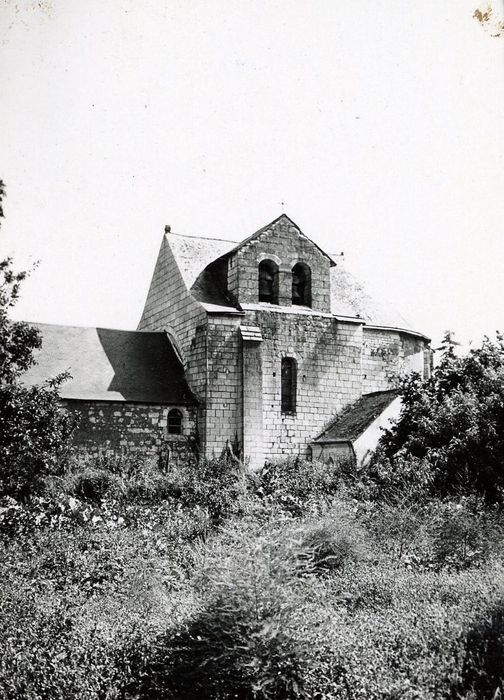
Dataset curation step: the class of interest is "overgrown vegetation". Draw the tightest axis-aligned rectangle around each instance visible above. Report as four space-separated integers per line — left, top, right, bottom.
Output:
363 332 504 502
0 181 75 500
2 454 504 699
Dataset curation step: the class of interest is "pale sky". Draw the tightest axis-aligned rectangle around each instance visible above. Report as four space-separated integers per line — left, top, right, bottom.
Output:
1 0 503 349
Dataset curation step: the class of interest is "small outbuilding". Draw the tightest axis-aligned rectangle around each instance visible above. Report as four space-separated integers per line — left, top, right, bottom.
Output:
310 390 402 466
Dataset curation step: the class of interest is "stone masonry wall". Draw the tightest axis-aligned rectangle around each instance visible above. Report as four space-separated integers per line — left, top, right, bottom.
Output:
242 340 264 470
64 400 198 465
249 309 363 460
227 217 332 313
362 328 430 394
137 234 209 451
204 315 243 458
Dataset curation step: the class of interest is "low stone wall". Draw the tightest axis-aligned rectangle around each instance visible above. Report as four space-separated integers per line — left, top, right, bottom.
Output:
63 400 198 465
310 442 354 464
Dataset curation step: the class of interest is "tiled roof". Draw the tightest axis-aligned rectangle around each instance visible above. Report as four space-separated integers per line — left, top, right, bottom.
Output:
21 323 197 404
313 390 399 443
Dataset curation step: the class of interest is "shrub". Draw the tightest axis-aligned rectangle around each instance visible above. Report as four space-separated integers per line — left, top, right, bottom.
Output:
359 494 430 565
257 457 340 516
0 380 76 500
348 450 437 504
121 519 327 699
429 497 504 570
73 466 124 502
456 602 504 699
53 454 178 506
171 454 249 525
373 333 504 502
0 226 76 500
299 507 370 573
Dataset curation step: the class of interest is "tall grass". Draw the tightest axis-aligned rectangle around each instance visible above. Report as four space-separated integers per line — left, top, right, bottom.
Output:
2 454 504 698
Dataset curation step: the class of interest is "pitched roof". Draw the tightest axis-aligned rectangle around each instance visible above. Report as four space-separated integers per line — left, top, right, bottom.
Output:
167 232 236 289
223 214 336 266
313 390 399 443
166 228 416 332
329 261 413 329
21 323 197 404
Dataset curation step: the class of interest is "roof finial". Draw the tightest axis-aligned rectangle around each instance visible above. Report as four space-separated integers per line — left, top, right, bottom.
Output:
164 225 171 234
280 200 286 213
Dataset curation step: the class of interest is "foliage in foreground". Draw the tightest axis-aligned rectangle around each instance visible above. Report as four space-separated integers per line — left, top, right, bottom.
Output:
0 183 75 499
2 452 504 699
366 333 504 502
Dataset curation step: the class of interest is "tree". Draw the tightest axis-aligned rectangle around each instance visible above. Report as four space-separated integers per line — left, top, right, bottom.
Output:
371 332 504 501
0 181 75 499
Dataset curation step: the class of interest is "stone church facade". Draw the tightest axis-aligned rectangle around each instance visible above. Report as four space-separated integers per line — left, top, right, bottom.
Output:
23 215 430 468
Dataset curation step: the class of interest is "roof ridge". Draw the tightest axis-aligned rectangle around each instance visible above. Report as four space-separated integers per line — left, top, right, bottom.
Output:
28 321 167 335
166 231 239 244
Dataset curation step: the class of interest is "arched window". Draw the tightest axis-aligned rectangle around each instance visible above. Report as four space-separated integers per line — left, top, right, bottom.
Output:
258 260 279 304
281 357 297 414
292 262 311 307
167 408 183 435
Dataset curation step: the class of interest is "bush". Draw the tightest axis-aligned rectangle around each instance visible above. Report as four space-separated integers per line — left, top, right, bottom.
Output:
257 457 340 516
61 455 176 505
372 333 504 502
170 454 249 525
455 602 504 699
300 506 370 573
0 381 76 500
429 498 504 571
121 519 327 699
73 467 124 502
119 514 504 700
0 237 76 500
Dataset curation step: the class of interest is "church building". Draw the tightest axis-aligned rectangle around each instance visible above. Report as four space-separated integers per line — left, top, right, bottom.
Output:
23 215 430 469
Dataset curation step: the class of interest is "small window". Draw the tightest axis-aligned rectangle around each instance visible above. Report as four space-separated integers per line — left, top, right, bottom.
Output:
258 260 279 304
167 408 183 435
292 262 311 307
281 357 297 414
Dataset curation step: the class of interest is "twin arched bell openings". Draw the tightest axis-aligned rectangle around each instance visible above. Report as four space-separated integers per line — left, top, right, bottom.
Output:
257 259 312 307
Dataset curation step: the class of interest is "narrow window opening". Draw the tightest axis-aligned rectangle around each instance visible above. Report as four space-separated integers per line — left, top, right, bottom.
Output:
292 262 312 307
281 357 297 414
258 260 279 304
167 408 183 435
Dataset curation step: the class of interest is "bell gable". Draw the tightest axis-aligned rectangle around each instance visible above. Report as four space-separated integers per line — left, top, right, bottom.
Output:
225 214 334 313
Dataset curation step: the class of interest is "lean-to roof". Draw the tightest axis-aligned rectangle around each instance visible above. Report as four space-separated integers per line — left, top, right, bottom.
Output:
313 390 399 443
22 323 197 404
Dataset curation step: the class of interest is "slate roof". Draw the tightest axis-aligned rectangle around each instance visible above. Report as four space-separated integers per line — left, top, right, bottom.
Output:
21 323 197 404
166 223 417 332
313 390 399 443
167 232 236 289
329 261 413 329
